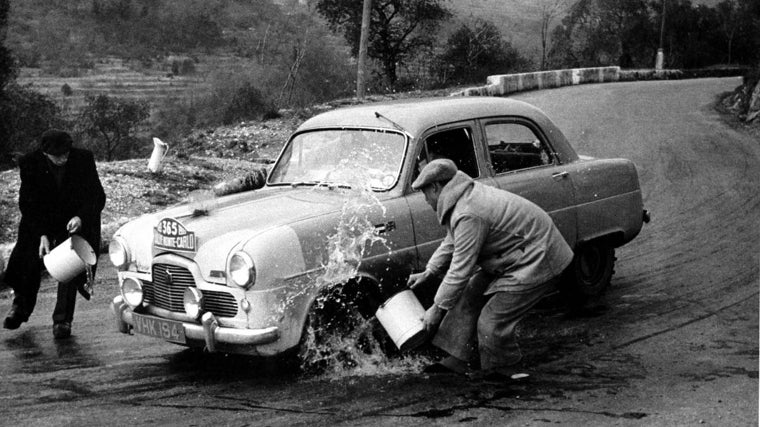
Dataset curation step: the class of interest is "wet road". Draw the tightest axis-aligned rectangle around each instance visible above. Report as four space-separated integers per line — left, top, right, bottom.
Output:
1 77 757 426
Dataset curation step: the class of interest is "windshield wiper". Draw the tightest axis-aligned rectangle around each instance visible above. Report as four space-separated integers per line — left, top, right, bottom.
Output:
290 181 352 190
290 181 319 188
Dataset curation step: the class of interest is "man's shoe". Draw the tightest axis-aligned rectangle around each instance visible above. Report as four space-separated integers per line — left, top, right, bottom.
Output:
3 316 22 330
467 367 530 382
53 322 71 339
423 355 475 375
3 306 27 330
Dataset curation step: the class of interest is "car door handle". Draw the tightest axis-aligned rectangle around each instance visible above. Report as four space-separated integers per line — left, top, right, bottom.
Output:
552 171 569 180
374 221 396 234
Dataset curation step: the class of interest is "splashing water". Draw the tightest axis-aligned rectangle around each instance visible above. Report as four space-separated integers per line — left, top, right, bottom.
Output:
299 311 433 378
282 155 431 376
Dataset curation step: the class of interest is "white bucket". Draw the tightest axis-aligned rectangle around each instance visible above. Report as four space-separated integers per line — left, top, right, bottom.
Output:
43 235 96 283
375 289 427 352
148 137 169 173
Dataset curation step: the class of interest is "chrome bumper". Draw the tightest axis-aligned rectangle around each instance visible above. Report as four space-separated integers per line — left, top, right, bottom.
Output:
111 296 279 352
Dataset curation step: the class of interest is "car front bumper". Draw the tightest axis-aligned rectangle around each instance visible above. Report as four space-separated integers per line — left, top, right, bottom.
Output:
111 295 280 352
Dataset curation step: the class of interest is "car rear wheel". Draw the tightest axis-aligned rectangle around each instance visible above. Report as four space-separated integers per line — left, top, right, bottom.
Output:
561 243 616 306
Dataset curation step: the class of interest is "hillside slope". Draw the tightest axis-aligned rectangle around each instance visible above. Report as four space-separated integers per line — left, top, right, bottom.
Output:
446 0 721 58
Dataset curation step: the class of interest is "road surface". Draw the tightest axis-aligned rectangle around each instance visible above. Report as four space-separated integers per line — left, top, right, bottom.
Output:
0 77 757 426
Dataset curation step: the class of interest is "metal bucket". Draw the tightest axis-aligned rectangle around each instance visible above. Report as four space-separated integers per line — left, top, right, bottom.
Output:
375 289 427 352
148 137 169 173
43 235 96 283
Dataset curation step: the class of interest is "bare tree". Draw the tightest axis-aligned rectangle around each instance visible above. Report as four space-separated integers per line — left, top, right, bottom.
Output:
538 0 569 70
716 0 738 65
315 0 451 88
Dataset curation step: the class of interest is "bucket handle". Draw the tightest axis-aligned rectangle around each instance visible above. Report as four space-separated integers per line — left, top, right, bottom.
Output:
154 137 170 162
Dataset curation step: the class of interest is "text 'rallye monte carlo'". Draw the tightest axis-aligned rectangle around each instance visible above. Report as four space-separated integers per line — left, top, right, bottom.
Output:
109 97 649 357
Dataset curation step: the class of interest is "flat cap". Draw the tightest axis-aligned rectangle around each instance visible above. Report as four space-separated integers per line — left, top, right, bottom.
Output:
411 158 458 190
40 129 73 155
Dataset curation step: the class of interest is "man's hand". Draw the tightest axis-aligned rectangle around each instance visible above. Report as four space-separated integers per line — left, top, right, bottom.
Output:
422 304 446 336
67 216 82 234
407 270 433 290
38 235 50 259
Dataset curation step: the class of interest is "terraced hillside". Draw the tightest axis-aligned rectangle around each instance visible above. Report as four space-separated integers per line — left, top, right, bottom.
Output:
16 57 215 118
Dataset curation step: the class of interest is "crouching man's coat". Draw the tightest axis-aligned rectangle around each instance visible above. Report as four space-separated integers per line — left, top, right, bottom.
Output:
425 171 574 310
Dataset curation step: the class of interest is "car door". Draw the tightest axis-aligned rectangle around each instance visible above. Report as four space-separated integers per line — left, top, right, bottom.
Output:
481 117 577 247
406 121 494 270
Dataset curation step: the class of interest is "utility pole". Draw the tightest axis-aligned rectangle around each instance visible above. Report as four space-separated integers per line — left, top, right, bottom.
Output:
655 0 666 70
357 0 372 99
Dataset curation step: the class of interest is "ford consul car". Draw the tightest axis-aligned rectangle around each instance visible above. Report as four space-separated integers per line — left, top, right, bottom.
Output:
109 97 648 357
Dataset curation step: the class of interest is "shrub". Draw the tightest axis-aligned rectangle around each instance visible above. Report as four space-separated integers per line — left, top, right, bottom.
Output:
0 83 65 167
76 94 150 161
222 82 275 125
170 56 196 76
61 83 73 96
433 20 532 87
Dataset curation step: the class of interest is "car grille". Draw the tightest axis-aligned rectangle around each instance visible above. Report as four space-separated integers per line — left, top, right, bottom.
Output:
144 263 238 318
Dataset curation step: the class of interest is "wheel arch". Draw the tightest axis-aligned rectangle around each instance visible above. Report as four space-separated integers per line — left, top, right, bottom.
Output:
576 229 626 249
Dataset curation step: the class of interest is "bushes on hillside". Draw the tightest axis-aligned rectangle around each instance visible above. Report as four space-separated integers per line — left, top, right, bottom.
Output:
77 94 151 161
0 83 65 166
0 87 152 166
433 20 532 86
548 0 760 70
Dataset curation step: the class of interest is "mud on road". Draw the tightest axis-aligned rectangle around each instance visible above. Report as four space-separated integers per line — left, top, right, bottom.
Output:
0 77 757 426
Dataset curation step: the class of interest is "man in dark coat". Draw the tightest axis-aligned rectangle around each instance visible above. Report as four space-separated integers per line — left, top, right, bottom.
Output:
3 129 106 339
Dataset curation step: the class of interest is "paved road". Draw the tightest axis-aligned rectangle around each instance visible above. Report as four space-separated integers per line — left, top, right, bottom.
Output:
0 77 757 426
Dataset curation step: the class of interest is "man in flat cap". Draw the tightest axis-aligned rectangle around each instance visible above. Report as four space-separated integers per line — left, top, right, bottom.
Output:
408 158 573 378
3 129 105 339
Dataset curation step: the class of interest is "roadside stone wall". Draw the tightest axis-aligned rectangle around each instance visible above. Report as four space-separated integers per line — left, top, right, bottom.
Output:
452 66 621 96
452 66 748 98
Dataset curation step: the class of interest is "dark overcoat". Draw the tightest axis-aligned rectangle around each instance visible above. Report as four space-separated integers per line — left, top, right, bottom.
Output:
4 148 106 284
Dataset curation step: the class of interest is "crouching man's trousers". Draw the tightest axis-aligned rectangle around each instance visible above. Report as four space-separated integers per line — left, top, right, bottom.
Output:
432 270 558 370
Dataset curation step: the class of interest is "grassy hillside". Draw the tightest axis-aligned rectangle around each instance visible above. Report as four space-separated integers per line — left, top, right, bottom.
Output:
6 0 734 127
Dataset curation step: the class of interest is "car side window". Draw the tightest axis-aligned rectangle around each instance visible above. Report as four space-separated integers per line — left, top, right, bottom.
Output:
415 127 479 181
485 122 553 174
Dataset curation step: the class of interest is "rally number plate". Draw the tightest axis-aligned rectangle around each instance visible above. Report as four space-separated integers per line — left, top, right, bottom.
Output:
132 313 186 344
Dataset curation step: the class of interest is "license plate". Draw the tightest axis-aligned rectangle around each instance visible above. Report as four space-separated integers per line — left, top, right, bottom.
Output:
132 313 186 344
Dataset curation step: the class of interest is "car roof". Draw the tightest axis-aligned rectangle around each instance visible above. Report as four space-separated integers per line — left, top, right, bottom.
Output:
295 97 553 138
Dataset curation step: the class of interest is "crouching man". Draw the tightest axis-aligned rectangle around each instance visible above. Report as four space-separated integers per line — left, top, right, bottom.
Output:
408 159 573 378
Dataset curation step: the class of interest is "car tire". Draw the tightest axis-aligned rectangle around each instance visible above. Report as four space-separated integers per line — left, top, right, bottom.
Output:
561 242 616 306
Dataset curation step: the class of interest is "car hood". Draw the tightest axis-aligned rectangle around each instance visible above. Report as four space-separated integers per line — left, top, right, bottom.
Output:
116 186 348 278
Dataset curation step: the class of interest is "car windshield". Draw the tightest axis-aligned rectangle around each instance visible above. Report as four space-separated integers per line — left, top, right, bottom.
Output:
268 128 407 191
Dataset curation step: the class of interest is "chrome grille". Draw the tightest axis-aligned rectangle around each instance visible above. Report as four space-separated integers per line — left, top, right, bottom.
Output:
145 263 238 318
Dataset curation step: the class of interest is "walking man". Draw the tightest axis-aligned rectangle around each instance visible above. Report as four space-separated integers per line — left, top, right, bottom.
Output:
408 159 573 378
3 129 105 339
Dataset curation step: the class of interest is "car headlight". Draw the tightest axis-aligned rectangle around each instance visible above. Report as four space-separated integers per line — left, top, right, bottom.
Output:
121 277 143 308
228 251 255 289
109 238 129 269
183 287 204 319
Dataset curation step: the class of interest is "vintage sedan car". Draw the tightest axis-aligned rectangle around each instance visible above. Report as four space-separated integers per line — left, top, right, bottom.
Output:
109 97 648 356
